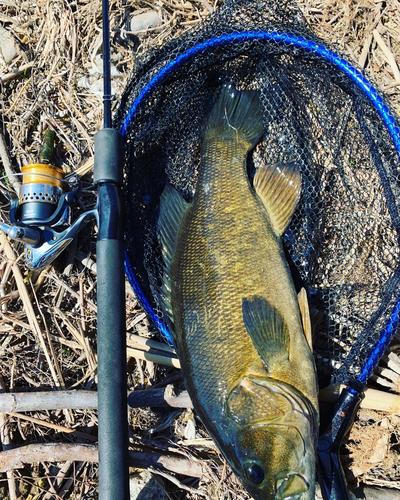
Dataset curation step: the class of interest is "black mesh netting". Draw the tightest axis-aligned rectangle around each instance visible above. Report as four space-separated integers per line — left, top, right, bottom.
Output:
115 0 400 387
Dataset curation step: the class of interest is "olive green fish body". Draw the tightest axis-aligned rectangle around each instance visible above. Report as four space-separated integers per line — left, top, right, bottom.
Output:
158 85 319 499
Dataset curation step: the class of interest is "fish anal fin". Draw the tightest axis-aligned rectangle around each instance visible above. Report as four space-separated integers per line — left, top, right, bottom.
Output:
254 161 301 236
242 296 289 369
298 288 313 351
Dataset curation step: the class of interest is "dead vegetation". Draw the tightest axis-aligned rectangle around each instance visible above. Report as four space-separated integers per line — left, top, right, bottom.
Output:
0 0 399 498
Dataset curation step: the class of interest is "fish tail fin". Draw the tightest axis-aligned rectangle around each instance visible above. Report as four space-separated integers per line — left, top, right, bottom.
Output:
205 84 263 147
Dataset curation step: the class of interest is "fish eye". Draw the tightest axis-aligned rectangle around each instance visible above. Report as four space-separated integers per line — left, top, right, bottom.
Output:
244 463 265 486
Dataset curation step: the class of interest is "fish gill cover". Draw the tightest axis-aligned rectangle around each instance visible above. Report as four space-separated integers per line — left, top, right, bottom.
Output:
115 0 400 388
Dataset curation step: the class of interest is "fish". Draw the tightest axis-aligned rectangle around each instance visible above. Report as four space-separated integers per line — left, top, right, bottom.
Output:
157 84 319 500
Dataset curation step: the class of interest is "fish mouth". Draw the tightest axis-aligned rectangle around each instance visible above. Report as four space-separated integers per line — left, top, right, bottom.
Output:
275 472 310 499
237 423 314 499
242 461 310 500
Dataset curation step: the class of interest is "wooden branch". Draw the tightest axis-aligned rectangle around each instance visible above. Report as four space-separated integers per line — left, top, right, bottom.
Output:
2 383 400 414
0 62 34 84
128 386 192 409
0 386 193 413
127 347 180 368
0 390 98 413
0 386 191 413
0 443 97 472
0 443 205 478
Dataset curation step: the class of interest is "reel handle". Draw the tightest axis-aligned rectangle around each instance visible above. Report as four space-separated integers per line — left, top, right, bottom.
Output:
0 222 41 246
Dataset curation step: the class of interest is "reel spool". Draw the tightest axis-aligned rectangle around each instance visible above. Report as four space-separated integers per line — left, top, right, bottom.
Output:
0 130 96 269
18 163 65 223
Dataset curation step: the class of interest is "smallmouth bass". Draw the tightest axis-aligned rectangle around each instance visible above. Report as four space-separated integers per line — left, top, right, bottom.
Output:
158 84 319 499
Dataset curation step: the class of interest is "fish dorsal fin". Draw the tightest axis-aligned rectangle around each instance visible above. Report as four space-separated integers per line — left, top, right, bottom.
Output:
157 184 191 330
253 161 301 236
242 296 289 369
298 288 313 351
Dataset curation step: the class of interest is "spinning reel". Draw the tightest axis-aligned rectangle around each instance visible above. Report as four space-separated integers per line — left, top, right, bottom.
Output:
0 130 96 269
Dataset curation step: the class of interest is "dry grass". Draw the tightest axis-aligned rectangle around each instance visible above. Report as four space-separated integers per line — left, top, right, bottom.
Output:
0 0 399 498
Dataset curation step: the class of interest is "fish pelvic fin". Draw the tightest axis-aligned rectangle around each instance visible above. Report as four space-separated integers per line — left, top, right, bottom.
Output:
204 84 263 148
242 296 289 369
298 288 313 351
254 161 301 236
157 184 191 330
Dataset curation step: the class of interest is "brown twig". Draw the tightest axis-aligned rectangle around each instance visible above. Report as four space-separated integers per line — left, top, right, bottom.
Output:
31 280 66 390
7 412 97 441
0 234 61 387
0 62 34 84
0 443 206 478
54 237 78 308
0 130 21 193
149 467 209 497
127 346 180 368
373 29 400 82
42 460 73 500
52 269 97 313
0 376 18 500
0 386 192 413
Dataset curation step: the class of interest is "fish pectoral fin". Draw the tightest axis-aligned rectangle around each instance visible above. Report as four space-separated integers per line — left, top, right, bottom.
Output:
253 161 301 236
298 288 313 351
158 184 191 269
157 184 191 329
242 296 289 368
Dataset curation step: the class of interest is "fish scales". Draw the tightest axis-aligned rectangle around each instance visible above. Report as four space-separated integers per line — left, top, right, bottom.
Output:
158 84 319 500
174 133 314 419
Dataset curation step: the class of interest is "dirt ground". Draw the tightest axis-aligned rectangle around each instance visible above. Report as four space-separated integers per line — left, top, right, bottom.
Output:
0 0 400 498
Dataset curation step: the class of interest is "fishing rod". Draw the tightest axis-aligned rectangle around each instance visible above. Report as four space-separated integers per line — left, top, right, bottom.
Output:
0 0 129 495
94 0 129 497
